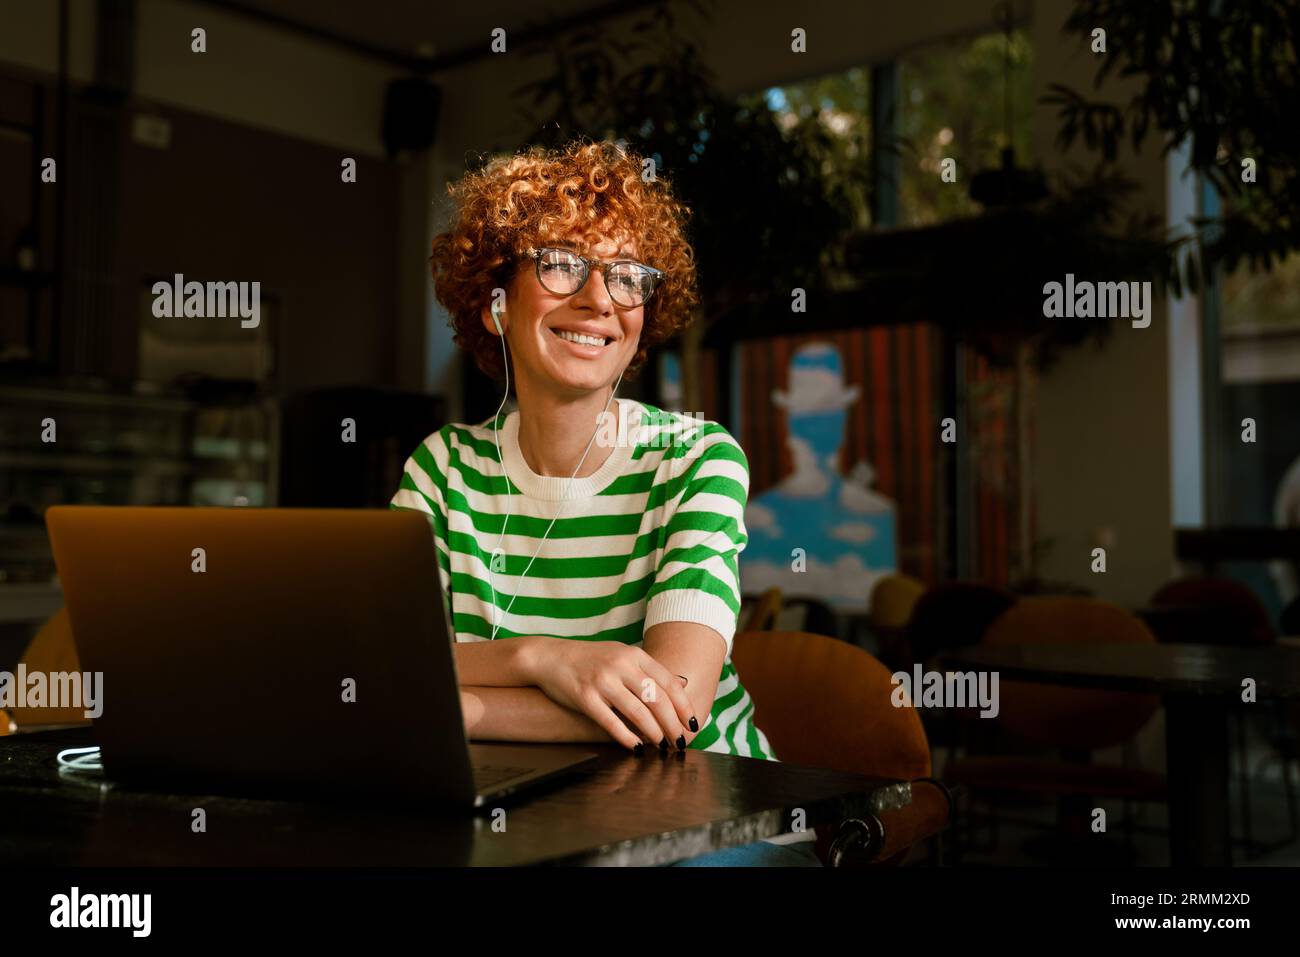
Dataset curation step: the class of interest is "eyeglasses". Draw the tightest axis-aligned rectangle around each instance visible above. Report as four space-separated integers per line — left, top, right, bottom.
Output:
523 246 665 308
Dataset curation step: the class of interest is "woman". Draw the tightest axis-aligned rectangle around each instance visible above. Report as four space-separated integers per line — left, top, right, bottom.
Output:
391 139 819 866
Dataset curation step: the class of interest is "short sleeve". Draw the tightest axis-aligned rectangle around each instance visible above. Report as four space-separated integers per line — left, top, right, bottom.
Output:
643 426 749 656
389 427 454 610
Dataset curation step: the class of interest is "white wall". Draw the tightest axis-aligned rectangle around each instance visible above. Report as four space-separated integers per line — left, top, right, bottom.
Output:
1029 0 1175 607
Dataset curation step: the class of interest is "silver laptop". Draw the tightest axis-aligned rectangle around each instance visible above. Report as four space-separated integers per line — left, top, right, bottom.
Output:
45 505 601 809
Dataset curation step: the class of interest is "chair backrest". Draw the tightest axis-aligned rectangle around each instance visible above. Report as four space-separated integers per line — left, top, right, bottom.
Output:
730 630 931 781
905 581 1016 664
742 587 784 632
981 597 1159 750
777 596 840 637
1150 575 1275 645
7 608 91 730
868 573 925 631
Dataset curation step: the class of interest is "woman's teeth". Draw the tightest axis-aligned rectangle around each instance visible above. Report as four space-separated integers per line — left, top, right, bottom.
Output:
555 329 608 347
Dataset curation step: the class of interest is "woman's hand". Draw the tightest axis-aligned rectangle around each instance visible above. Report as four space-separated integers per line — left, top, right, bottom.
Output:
517 637 697 751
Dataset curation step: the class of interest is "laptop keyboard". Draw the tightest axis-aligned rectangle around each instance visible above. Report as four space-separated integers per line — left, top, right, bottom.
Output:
472 764 534 790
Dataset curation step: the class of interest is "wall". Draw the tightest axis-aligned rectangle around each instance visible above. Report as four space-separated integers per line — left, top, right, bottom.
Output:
0 0 416 393
1028 0 1174 606
0 0 399 157
112 98 402 393
0 0 97 85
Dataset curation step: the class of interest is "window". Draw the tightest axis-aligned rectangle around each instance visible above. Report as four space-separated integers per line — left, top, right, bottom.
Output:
758 67 873 232
1212 251 1300 616
897 29 1034 226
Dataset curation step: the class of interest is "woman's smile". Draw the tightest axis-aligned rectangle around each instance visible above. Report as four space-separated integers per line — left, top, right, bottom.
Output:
549 323 617 357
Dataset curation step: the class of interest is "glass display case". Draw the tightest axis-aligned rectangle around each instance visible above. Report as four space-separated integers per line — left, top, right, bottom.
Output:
0 380 279 630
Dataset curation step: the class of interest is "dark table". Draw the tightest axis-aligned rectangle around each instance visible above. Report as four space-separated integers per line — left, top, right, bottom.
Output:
0 728 910 866
939 641 1300 866
1174 526 1300 569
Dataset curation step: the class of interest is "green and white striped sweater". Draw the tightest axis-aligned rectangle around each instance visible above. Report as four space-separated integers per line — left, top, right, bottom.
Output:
390 398 776 760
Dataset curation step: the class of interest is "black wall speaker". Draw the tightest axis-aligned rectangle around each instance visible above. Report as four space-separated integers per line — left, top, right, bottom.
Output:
382 77 441 158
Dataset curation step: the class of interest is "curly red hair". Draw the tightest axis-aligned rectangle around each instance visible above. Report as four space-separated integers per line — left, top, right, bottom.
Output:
428 138 700 382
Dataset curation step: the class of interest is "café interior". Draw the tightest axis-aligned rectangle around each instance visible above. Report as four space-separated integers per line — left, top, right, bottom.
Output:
2 0 1298 867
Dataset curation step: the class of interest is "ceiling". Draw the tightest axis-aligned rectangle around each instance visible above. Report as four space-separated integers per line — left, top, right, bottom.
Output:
212 0 635 66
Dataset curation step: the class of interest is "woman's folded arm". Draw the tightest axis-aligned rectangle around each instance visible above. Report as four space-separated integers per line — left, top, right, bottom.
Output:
452 636 537 687
460 686 618 744
457 624 723 750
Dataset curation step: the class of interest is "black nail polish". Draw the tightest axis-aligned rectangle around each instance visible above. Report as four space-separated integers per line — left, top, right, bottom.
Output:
689 717 699 733
633 743 644 756
659 737 669 751
676 735 686 751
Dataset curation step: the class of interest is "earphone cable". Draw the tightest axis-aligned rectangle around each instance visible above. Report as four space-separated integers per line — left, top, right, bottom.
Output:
487 308 624 640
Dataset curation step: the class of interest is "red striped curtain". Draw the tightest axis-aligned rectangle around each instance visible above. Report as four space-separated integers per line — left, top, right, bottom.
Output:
965 349 1033 587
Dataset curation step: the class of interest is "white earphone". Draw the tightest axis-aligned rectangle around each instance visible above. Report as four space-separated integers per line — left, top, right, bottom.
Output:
485 299 623 640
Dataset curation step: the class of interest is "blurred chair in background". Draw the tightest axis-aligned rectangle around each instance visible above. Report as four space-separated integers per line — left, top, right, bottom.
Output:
868 573 925 669
905 582 1016 669
731 630 951 866
943 597 1164 864
1146 575 1275 646
902 582 1017 758
739 587 784 632
774 595 839 638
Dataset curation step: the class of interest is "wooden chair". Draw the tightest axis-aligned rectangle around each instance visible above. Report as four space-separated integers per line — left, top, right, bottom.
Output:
731 630 951 865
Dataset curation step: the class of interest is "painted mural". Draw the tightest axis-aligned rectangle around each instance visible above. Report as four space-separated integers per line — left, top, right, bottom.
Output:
739 342 898 610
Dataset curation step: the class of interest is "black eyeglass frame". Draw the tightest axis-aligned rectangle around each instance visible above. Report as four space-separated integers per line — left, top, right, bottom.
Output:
522 245 666 307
